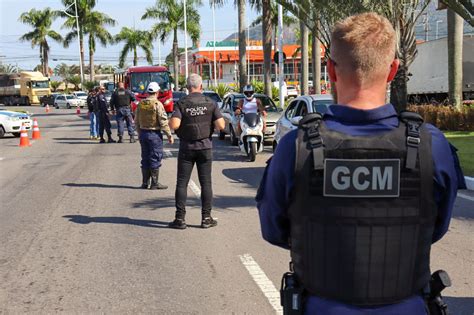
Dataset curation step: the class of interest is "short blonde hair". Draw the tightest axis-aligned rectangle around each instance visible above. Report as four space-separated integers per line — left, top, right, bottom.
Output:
330 12 396 86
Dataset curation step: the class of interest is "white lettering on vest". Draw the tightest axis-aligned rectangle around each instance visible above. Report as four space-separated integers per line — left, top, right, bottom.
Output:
332 166 350 190
372 166 393 190
353 167 370 190
186 106 208 116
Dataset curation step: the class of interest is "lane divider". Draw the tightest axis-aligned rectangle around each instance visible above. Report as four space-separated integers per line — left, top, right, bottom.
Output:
239 253 283 314
164 150 202 198
458 192 474 202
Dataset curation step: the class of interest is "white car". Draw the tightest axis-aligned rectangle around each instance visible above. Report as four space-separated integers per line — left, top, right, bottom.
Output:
73 91 88 102
54 94 83 109
286 85 299 98
0 110 33 138
273 94 333 151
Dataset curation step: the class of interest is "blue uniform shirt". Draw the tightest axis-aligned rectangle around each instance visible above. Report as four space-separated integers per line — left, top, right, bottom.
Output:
257 104 463 315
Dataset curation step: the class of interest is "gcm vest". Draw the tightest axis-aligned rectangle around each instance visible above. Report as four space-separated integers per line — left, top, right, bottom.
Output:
116 89 132 107
137 99 158 129
289 112 436 306
175 94 214 141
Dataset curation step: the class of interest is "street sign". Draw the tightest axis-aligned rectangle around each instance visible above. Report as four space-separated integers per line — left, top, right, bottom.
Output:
273 51 286 64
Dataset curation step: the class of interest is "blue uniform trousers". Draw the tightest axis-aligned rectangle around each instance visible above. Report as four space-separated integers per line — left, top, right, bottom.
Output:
116 107 135 137
139 130 164 169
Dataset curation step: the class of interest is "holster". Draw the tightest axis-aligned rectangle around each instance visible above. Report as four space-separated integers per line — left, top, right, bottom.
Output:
425 270 451 315
281 271 304 315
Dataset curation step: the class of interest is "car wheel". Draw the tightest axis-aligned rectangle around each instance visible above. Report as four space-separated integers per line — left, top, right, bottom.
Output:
230 126 238 146
0 126 5 138
12 132 21 137
66 103 71 109
218 130 226 140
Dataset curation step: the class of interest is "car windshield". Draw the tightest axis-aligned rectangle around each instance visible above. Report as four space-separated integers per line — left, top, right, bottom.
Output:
130 72 170 93
312 100 333 114
203 92 222 103
31 81 49 89
75 92 87 97
173 92 186 100
66 95 74 99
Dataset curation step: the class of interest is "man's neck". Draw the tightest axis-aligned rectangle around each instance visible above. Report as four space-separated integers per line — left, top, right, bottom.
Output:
336 86 387 110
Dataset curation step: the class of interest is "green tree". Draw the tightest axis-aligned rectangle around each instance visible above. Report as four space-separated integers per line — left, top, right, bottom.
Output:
18 8 62 77
0 64 19 73
50 81 61 92
115 27 153 67
441 0 474 26
68 75 81 90
142 0 201 91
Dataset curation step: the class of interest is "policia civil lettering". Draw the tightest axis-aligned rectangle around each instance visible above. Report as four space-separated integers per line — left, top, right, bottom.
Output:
279 112 451 314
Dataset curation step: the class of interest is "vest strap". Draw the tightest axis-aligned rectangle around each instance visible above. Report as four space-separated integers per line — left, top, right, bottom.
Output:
300 113 324 170
400 111 424 170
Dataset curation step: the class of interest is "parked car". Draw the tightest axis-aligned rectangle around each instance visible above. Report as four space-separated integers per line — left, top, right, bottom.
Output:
73 91 88 102
219 93 283 145
202 90 223 108
54 94 82 109
273 94 333 151
172 91 187 104
0 110 32 138
286 85 299 98
40 93 60 107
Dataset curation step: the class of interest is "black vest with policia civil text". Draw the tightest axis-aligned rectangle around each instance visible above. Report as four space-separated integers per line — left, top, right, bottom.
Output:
175 94 214 141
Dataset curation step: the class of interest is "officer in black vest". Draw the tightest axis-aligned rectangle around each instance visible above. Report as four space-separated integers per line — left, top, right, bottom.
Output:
96 86 116 144
168 73 225 230
110 82 136 143
257 13 464 314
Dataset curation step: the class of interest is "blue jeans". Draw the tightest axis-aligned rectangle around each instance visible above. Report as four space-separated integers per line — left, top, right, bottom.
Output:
116 107 135 137
139 130 163 169
89 112 100 137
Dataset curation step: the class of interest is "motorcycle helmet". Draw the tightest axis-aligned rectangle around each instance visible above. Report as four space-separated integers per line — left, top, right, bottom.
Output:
243 84 255 100
147 82 160 93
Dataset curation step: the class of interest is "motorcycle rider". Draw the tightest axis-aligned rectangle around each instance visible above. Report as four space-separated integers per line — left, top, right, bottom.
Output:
235 84 266 135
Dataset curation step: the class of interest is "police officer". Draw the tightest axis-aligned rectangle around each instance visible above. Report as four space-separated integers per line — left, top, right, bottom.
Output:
257 13 465 314
110 82 136 143
168 73 225 229
135 82 173 190
96 86 115 143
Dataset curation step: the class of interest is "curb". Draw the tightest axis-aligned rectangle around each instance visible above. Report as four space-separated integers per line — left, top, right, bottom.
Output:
465 176 474 191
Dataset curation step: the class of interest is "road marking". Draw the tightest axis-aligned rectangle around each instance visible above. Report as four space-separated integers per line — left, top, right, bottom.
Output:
163 150 173 158
239 254 283 314
189 180 202 198
458 192 474 202
0 157 4 161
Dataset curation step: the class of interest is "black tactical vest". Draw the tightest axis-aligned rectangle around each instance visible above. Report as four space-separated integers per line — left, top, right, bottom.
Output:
175 94 214 141
115 89 132 107
289 112 436 306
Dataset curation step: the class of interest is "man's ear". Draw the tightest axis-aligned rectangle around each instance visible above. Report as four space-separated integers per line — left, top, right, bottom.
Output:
387 59 400 82
327 58 337 83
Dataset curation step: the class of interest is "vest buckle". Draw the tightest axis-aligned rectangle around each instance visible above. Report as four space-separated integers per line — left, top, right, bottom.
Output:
407 136 420 147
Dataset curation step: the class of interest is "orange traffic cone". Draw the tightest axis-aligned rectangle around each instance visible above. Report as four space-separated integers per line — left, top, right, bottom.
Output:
76 105 81 115
32 119 41 140
19 123 31 147
45 104 50 113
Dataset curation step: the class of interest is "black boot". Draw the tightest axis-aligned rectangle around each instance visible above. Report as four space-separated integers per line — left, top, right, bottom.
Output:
99 137 106 143
108 135 116 143
150 169 168 190
117 136 123 143
141 168 151 189
130 135 136 143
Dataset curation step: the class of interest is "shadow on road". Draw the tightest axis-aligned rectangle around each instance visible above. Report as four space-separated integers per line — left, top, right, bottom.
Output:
444 296 474 315
63 183 140 189
221 167 264 189
63 215 170 228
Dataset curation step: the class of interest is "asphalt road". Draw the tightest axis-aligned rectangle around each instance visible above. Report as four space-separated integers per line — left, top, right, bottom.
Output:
0 106 473 314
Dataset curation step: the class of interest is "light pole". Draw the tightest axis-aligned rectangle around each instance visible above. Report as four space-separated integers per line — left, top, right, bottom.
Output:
436 20 443 40
63 0 84 87
212 2 217 86
278 4 284 107
183 0 189 79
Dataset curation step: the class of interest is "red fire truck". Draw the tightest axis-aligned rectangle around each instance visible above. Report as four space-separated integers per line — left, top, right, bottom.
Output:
114 66 174 113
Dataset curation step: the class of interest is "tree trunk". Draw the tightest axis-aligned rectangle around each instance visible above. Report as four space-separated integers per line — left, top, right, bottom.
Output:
173 28 179 91
390 66 408 113
448 8 464 109
89 35 94 82
44 43 49 77
300 21 309 95
238 0 247 92
134 48 138 66
262 0 272 97
312 31 321 94
79 31 85 84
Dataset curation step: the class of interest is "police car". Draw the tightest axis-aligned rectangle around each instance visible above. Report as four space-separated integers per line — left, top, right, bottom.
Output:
0 110 32 138
273 94 333 151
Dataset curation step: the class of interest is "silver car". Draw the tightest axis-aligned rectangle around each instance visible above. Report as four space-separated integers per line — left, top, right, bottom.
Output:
273 94 333 151
219 93 283 145
54 94 83 109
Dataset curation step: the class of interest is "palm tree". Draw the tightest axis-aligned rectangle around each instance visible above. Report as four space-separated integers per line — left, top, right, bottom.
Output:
142 0 201 91
0 64 19 74
115 27 153 67
18 8 62 77
84 11 116 81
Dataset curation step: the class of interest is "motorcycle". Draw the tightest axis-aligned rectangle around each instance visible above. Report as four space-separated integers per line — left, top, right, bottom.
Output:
238 112 264 162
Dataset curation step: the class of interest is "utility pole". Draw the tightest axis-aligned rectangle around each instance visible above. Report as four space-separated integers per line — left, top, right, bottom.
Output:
278 4 284 107
447 9 463 109
183 0 189 79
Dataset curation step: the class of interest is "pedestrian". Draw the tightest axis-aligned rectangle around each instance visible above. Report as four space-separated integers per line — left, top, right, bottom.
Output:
110 82 136 143
96 86 116 143
168 73 225 230
87 89 99 140
135 82 173 190
257 12 465 314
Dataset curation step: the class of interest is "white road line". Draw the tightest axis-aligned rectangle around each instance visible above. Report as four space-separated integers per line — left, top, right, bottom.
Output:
0 157 4 161
163 150 173 158
458 192 474 202
163 150 202 198
239 254 283 314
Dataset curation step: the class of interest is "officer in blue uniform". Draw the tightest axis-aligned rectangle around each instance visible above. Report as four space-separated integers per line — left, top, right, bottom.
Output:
96 86 116 143
110 82 136 143
257 13 465 315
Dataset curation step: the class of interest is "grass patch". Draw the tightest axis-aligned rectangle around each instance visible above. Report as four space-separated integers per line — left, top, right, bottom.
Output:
444 131 474 177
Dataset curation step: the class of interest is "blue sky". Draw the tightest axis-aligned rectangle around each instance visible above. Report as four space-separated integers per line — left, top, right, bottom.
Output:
0 0 259 70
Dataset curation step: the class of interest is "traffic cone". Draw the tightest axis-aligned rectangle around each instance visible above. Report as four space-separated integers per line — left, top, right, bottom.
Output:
76 105 81 115
32 119 41 140
45 104 50 113
19 123 31 147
